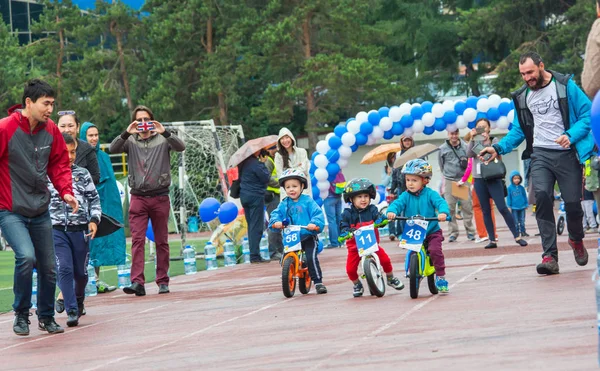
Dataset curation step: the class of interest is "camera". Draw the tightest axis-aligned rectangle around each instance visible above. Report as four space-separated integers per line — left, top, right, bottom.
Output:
475 126 485 134
137 121 155 132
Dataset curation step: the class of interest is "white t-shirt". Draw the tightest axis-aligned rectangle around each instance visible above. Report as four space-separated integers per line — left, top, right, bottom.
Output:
526 80 567 150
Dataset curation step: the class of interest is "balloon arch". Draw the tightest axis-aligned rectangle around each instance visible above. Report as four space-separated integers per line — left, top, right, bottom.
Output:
309 94 516 205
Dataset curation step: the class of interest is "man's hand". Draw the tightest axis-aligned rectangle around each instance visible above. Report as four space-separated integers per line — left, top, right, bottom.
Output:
126 121 139 135
87 222 98 240
307 223 319 232
151 121 166 134
478 147 498 163
272 222 283 229
64 194 79 213
555 134 571 149
438 213 447 222
386 212 396 220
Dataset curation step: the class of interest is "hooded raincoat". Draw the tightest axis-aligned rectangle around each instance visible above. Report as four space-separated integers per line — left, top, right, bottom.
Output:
274 128 312 198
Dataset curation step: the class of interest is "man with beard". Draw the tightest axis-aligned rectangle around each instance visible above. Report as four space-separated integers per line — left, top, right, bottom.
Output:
479 52 594 275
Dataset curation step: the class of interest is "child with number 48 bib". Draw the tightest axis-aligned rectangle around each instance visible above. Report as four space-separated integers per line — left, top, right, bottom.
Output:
386 159 451 293
339 178 405 298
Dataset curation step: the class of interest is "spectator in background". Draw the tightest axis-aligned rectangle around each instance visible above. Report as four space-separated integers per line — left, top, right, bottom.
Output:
582 188 598 232
323 170 346 248
584 157 600 233
506 170 529 237
382 152 399 240
582 0 600 98
390 136 416 238
262 145 283 260
56 111 100 185
275 128 311 198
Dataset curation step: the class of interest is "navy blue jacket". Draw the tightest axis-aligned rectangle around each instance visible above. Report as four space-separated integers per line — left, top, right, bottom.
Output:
240 156 270 198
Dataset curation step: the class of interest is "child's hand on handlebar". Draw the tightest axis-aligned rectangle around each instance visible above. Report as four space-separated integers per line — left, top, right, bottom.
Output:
306 223 319 231
272 222 283 229
438 213 447 222
386 212 396 220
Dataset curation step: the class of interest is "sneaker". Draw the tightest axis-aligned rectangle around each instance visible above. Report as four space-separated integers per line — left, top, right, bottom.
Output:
389 235 396 242
387 276 405 290
270 252 283 260
158 284 170 294
315 283 327 294
515 239 528 247
38 317 64 334
536 256 559 275
448 235 457 243
568 239 589 266
435 277 449 293
474 236 489 243
97 280 117 294
13 312 31 336
353 281 364 297
55 298 65 313
467 233 475 241
77 298 86 316
484 241 497 249
66 310 79 327
250 258 271 264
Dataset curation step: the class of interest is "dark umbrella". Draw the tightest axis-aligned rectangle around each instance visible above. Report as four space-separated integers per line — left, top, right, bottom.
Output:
95 213 124 238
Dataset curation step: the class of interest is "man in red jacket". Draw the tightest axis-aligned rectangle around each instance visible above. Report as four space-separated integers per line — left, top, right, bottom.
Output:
0 80 78 336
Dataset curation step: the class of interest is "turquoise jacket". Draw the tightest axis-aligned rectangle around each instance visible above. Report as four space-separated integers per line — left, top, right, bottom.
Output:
387 187 450 234
269 194 325 240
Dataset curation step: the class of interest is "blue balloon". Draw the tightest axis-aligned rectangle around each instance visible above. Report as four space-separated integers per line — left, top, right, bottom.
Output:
421 101 433 113
199 197 220 223
400 115 414 128
466 96 478 109
359 122 373 136
355 133 368 146
328 135 342 150
312 186 320 199
454 101 467 115
443 111 457 124
410 105 424 120
468 120 477 129
391 122 404 136
592 92 600 147
487 107 500 121
376 185 386 204
378 106 390 118
475 112 487 122
317 240 324 254
498 102 511 116
350 143 359 152
346 117 355 125
326 162 340 177
434 118 446 132
508 123 513 130
594 201 598 215
326 149 340 163
309 163 316 174
311 151 318 160
368 111 381 125
218 201 239 224
314 197 323 207
311 176 318 186
146 220 154 242
423 126 435 135
334 124 347 137
383 131 394 140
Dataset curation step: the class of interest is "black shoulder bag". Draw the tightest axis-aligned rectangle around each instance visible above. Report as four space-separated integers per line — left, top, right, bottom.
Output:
450 145 468 171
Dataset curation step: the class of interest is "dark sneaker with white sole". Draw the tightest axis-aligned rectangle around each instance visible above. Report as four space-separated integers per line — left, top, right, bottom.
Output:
536 256 559 275
353 281 364 297
387 276 405 290
66 310 79 327
315 283 327 294
38 317 64 334
13 312 31 336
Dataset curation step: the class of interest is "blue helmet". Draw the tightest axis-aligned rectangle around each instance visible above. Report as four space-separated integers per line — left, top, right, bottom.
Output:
401 159 432 179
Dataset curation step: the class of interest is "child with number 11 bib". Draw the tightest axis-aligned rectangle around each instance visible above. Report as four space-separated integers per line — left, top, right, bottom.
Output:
339 178 405 297
386 159 451 293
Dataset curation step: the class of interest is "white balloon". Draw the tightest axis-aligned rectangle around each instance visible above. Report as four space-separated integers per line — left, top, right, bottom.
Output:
490 120 498 129
317 181 330 192
355 111 368 123
314 168 328 181
325 133 335 141
500 97 511 104
446 123 458 132
399 102 412 116
374 192 381 205
497 116 509 129
366 136 376 145
379 117 393 131
442 100 455 112
463 108 477 122
488 94 502 108
338 145 352 158
455 115 467 129
314 154 328 169
412 119 424 133
432 103 445 118
507 109 515 124
388 106 402 122
477 98 490 113
337 158 349 168
403 128 414 138
320 190 329 200
422 112 435 127
341 132 356 146
316 140 330 154
371 126 384 139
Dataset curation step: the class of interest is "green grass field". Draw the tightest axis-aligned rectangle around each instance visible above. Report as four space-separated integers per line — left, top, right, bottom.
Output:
0 238 211 314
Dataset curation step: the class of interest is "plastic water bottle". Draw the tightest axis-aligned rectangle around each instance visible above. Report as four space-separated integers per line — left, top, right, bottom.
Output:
259 234 270 261
31 269 38 309
183 245 197 275
241 237 250 264
596 238 600 365
223 240 236 267
204 241 217 270
85 263 97 297
117 255 131 289
320 230 330 248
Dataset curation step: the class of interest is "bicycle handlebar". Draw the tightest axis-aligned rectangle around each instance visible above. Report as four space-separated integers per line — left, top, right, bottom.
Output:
394 215 451 222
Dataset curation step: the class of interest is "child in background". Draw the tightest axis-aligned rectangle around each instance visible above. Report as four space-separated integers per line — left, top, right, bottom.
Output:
269 169 327 294
506 171 529 237
386 159 451 293
581 188 598 232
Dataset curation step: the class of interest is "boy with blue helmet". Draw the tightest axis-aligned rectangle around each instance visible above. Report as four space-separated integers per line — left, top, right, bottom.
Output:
386 159 451 293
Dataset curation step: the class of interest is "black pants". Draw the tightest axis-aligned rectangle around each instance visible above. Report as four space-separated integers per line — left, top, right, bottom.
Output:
473 177 520 240
265 192 283 257
241 194 265 261
301 236 323 284
531 148 584 260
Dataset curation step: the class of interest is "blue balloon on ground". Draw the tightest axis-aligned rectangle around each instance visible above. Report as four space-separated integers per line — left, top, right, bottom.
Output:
391 122 404 136
350 143 359 152
368 111 381 125
443 111 457 124
360 122 373 136
591 91 600 147
421 101 433 113
487 107 500 121
355 133 368 146
326 149 340 163
400 115 414 128
328 135 342 150
383 131 394 140
199 197 220 223
434 118 446 132
423 126 435 135
218 202 239 224
454 101 467 115
378 106 390 118
326 162 340 178
146 220 154 242
498 102 511 116
410 106 424 120
466 96 478 109
334 124 347 138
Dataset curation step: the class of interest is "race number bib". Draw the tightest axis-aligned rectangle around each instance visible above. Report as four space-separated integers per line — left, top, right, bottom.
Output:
399 219 429 252
355 224 378 257
283 225 302 253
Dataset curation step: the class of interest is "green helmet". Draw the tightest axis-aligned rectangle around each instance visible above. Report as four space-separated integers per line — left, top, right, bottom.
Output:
343 178 376 203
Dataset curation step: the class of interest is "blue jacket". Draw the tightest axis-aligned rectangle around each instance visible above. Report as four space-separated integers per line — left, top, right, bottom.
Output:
493 71 594 164
387 187 450 234
240 156 270 198
269 194 325 240
506 170 528 210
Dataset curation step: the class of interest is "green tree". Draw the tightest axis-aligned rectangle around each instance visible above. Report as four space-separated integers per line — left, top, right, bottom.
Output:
0 22 29 111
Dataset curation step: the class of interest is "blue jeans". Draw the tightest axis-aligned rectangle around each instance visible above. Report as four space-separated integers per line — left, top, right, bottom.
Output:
511 209 527 234
0 210 56 318
324 196 342 247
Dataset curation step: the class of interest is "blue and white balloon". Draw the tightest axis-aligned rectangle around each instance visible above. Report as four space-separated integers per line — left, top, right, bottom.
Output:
379 117 393 131
316 140 329 154
341 132 356 147
314 154 328 169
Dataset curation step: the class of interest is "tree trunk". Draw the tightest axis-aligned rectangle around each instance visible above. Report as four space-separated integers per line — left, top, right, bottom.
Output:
302 12 317 152
111 21 133 111
202 15 228 125
465 63 481 97
56 17 64 107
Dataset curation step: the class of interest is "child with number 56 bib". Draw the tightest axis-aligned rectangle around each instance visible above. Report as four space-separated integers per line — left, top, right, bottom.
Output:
339 178 405 298
386 159 451 293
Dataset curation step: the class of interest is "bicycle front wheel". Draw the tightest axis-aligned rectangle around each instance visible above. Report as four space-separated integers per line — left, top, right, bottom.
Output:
364 257 385 297
409 251 420 299
281 255 296 298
